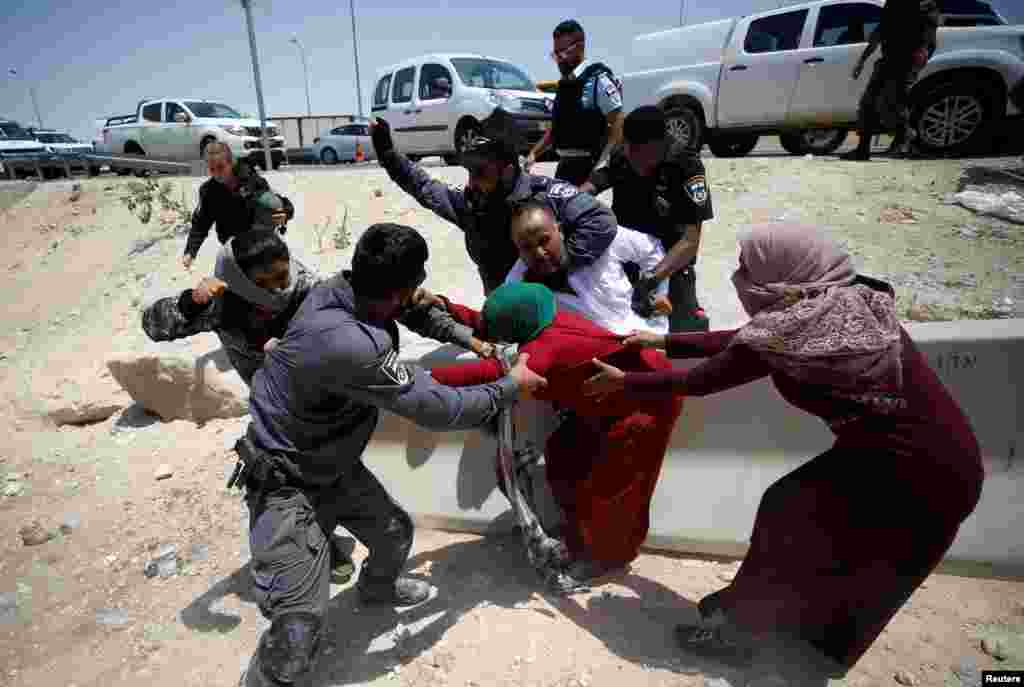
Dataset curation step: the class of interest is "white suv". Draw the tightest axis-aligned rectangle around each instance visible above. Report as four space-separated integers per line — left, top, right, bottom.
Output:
372 54 554 164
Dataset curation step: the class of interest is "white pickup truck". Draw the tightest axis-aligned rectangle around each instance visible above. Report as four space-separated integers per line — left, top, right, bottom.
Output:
622 0 1024 157
97 98 287 170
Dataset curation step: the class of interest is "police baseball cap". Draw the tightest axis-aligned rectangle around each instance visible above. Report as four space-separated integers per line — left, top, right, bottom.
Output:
624 106 667 144
461 108 522 166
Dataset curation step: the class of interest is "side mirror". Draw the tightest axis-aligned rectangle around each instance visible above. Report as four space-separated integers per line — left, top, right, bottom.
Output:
174 112 190 124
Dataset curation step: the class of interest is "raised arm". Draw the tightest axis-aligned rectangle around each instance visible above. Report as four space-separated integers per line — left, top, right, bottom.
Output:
184 183 215 261
371 118 466 226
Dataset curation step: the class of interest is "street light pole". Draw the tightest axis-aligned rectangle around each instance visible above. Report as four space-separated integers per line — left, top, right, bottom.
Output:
240 0 274 171
7 68 44 128
289 36 313 116
349 0 364 119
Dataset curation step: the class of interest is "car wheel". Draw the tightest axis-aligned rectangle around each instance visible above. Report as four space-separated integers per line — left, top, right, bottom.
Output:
708 133 759 158
454 120 481 158
88 166 101 177
320 148 339 165
664 104 704 152
779 129 848 156
199 137 217 159
272 159 283 170
911 80 997 156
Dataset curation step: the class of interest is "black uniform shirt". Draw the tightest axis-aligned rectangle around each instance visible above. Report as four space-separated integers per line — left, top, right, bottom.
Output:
589 142 713 250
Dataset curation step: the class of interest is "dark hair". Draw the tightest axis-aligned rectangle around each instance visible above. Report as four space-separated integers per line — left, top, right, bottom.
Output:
553 19 584 38
509 198 555 232
233 228 290 278
624 106 667 144
351 223 429 297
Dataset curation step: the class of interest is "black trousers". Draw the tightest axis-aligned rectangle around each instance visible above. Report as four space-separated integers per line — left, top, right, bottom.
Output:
555 155 599 187
856 58 922 143
245 459 413 620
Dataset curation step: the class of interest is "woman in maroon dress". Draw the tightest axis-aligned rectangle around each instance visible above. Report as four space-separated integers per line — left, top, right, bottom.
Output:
428 282 684 586
583 223 984 674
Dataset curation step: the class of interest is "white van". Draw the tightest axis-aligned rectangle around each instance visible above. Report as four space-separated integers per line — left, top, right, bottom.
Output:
371 53 554 164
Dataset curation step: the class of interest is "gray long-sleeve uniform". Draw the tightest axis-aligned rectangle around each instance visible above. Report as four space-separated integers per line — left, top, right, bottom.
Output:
379 150 619 293
242 273 518 623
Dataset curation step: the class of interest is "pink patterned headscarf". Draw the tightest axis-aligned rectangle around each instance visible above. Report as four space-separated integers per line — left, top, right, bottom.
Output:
730 224 903 392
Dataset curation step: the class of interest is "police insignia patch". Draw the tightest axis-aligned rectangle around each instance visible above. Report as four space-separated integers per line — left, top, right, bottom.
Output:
685 176 708 206
378 349 410 386
548 183 578 199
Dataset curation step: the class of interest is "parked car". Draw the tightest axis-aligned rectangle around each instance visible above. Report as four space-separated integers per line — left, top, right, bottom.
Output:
27 128 101 176
311 120 376 164
98 98 287 170
622 0 1024 157
937 0 1008 26
372 53 554 164
0 119 50 177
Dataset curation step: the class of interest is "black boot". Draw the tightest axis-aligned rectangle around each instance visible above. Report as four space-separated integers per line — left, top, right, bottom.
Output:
839 144 871 161
357 574 431 606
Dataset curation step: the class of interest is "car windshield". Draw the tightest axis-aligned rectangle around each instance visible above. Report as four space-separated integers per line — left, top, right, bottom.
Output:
184 102 242 119
37 133 76 143
937 0 1004 21
0 123 35 140
450 58 536 91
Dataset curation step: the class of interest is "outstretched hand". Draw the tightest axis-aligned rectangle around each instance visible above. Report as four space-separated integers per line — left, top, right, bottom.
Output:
583 358 626 399
621 329 666 349
192 276 227 305
509 353 547 400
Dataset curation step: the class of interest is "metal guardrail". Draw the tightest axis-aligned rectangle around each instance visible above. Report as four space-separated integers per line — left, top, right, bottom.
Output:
2 152 202 180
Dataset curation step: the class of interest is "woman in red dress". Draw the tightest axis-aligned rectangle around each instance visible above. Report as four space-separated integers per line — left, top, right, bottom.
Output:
583 223 984 674
428 282 684 587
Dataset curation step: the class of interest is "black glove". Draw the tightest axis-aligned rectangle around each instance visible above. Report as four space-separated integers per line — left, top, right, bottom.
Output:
631 271 660 319
370 117 394 156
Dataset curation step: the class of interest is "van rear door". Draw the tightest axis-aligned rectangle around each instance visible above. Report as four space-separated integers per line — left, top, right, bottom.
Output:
387 65 421 154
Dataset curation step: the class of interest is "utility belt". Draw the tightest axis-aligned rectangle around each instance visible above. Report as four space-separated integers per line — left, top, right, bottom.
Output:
227 433 305 493
555 148 596 159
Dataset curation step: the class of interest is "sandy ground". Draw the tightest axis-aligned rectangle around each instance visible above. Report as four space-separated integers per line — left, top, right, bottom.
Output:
0 155 1022 687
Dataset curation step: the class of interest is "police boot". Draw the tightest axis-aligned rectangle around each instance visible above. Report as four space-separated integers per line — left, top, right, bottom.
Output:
839 135 872 161
240 612 322 686
357 565 431 607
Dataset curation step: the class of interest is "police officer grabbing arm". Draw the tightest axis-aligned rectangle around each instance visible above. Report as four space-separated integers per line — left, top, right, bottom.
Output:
582 106 713 332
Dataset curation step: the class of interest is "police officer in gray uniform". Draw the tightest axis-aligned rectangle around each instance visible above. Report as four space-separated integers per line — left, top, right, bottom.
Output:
525 19 625 187
372 107 618 295
238 223 546 686
583 106 714 332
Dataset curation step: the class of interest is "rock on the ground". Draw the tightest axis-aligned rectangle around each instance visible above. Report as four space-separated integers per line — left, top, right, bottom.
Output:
106 347 247 423
95 608 131 627
0 591 17 623
41 364 130 426
2 482 24 497
189 543 209 562
981 637 1008 660
895 669 918 685
144 544 178 579
154 465 173 481
59 513 81 534
19 520 53 546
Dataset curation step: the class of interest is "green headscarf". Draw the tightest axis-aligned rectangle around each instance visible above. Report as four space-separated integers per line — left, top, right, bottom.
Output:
482 282 557 343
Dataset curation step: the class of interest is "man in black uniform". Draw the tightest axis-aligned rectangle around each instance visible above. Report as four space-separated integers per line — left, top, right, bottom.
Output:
582 106 714 332
239 223 547 687
840 0 939 161
525 19 624 186
371 107 618 295
182 141 295 269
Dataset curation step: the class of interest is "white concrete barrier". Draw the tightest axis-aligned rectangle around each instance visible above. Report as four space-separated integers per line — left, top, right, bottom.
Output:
366 320 1023 579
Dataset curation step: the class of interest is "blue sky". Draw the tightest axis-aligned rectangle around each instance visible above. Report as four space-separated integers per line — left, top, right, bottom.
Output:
3 0 1022 143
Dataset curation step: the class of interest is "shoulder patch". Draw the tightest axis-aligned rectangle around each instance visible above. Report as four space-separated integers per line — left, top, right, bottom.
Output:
685 175 709 206
547 183 579 200
377 348 410 386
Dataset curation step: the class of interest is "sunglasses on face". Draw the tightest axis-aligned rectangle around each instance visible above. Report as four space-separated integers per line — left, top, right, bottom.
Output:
550 41 582 62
